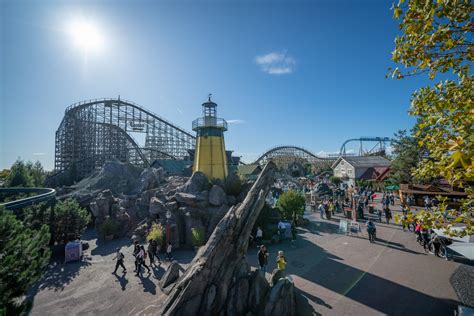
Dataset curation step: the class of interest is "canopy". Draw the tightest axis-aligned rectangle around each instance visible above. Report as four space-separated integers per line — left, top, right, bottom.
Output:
385 184 400 190
447 242 474 261
433 228 474 243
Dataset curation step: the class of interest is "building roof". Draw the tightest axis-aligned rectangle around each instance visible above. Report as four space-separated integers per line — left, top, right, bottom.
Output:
237 164 262 176
151 160 192 175
359 166 390 181
332 156 391 169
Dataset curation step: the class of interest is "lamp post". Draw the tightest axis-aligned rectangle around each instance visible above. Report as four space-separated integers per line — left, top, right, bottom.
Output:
166 210 171 244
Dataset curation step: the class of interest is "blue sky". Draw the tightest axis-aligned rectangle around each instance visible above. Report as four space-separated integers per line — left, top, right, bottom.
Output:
1 0 431 171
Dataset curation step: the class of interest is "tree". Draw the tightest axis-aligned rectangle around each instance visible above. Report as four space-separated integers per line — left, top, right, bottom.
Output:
387 130 428 184
50 199 90 244
391 0 473 236
29 161 47 187
329 176 342 186
0 206 51 314
5 159 33 187
276 190 306 220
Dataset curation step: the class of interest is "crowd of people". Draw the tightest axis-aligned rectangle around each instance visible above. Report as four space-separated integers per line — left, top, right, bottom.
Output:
112 239 174 276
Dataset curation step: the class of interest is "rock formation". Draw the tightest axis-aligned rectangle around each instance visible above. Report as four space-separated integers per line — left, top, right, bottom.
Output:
157 161 295 315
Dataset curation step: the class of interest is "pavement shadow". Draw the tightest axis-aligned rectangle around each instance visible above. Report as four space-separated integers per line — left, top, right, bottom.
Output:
301 255 458 315
137 274 156 295
31 259 92 293
295 289 323 316
92 237 132 257
152 264 166 280
113 272 129 291
305 221 340 236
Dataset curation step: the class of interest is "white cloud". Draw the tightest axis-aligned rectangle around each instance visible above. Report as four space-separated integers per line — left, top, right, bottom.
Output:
227 119 246 124
176 108 183 114
255 51 296 75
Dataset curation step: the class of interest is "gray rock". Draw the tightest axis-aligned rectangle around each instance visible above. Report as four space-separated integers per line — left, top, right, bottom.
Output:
248 271 270 313
136 167 166 193
181 171 209 193
139 188 159 207
175 192 198 207
149 197 168 216
209 185 226 206
270 269 284 286
160 260 180 289
263 276 296 316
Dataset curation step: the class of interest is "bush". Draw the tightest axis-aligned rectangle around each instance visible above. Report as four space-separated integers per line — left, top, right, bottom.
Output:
224 173 243 196
329 176 342 186
52 199 90 243
147 223 164 245
0 206 51 314
99 218 121 238
191 227 205 247
276 190 306 220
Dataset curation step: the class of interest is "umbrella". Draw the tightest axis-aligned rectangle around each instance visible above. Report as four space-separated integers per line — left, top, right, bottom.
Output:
385 184 400 190
447 242 474 260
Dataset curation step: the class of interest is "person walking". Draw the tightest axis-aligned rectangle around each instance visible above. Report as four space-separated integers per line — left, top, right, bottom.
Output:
431 234 441 257
384 207 392 224
276 250 287 272
133 241 140 272
147 239 160 266
377 209 382 223
256 227 263 246
401 214 408 231
136 245 151 276
318 202 325 219
113 247 126 274
258 245 269 274
366 220 376 242
166 242 173 261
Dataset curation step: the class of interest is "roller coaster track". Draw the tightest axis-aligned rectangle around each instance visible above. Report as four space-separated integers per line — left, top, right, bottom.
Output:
0 188 56 210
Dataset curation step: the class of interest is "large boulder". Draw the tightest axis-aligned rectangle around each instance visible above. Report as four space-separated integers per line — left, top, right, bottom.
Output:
248 271 270 313
263 276 296 316
139 188 159 207
270 269 285 286
159 260 180 289
149 197 168 216
175 192 199 207
208 185 226 206
180 172 209 194
135 167 166 193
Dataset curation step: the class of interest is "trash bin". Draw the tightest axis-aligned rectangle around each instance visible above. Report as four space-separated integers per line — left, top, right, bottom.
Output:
345 209 352 219
369 205 374 214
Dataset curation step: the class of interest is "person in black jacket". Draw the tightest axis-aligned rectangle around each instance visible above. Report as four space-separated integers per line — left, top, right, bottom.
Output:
258 245 269 274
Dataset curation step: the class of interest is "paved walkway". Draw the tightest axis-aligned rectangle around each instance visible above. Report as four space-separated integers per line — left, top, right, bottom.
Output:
30 196 465 315
246 196 464 315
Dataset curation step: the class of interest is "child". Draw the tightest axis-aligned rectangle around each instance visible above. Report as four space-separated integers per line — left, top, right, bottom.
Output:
277 250 287 272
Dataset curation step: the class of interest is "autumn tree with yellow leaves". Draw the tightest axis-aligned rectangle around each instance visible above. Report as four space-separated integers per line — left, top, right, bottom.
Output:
390 0 473 236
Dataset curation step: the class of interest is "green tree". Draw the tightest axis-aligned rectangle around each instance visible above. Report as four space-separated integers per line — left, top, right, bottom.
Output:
388 130 428 184
329 176 342 186
0 206 51 314
276 190 306 220
51 199 90 244
29 161 47 187
5 159 33 187
391 0 473 236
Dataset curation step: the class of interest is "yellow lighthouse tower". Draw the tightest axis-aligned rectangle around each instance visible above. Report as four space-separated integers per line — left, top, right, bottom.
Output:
192 95 228 180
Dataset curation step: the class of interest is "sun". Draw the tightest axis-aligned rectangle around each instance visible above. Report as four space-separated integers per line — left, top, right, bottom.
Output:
68 19 104 53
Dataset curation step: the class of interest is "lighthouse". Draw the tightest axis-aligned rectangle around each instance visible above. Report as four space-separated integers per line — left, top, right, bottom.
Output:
192 95 228 180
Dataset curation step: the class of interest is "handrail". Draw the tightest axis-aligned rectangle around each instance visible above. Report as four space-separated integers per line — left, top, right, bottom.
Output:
0 188 56 210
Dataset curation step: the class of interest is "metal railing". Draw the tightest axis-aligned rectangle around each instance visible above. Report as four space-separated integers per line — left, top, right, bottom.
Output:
192 117 228 131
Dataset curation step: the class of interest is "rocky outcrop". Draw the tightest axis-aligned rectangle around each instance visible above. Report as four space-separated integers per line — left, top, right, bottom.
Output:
208 185 226 206
160 261 181 289
263 276 296 316
248 272 270 313
135 167 166 193
179 171 209 193
157 162 281 315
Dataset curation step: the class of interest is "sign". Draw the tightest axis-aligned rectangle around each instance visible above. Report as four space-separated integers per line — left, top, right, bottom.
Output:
339 220 348 234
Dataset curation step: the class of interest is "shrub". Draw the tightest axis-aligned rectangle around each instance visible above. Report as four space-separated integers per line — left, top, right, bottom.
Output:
329 176 342 186
52 198 90 243
99 218 121 239
224 173 243 196
191 227 205 247
147 223 164 245
276 190 306 220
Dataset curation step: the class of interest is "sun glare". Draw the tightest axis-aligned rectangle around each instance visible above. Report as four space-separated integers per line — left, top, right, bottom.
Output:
68 19 104 53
